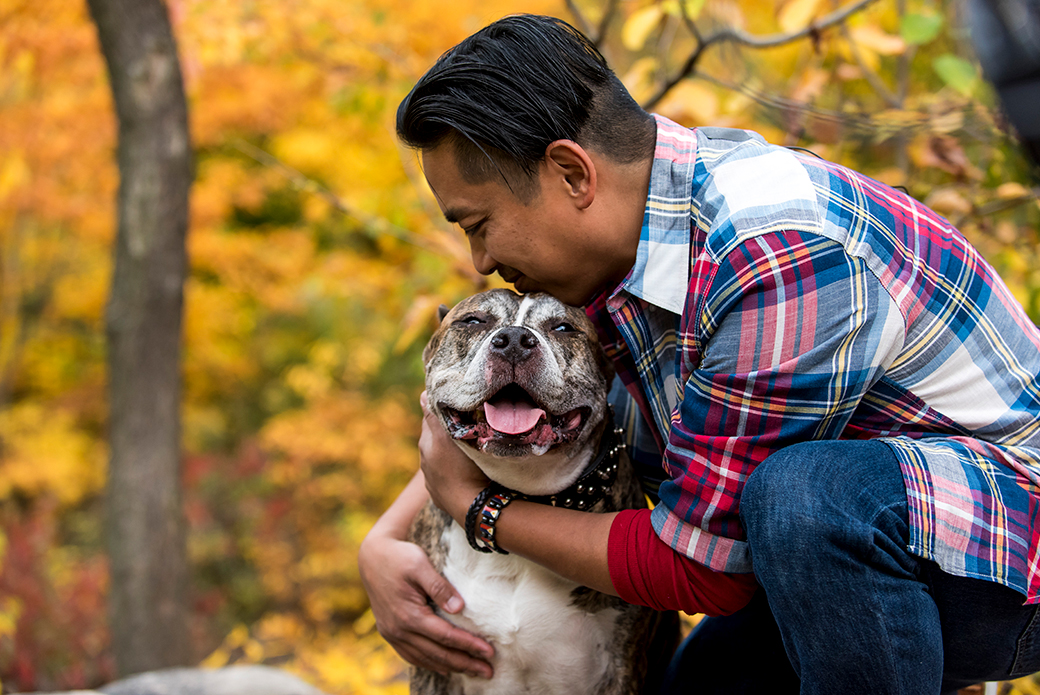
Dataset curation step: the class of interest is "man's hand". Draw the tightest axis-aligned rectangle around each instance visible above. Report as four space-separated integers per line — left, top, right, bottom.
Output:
419 391 488 524
358 524 495 678
358 466 495 679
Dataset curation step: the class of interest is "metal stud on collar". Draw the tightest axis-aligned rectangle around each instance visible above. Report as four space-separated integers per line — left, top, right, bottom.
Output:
516 421 625 511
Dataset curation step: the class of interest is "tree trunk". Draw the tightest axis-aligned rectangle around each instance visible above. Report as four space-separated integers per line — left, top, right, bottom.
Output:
86 0 193 675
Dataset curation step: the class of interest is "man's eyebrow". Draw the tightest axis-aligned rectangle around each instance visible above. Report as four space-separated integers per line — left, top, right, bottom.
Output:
441 208 464 224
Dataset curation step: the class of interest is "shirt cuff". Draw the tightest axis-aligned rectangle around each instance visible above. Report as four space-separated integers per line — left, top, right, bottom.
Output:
608 508 758 615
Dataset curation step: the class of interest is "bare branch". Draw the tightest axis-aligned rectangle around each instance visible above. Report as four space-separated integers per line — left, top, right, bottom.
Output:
565 0 595 39
690 71 995 145
677 0 702 44
595 0 620 44
642 46 706 109
974 192 1039 217
643 0 880 109
705 0 878 49
839 23 900 108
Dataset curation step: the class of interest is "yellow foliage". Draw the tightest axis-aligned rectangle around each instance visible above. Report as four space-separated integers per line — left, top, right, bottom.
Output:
50 258 111 325
924 188 973 216
997 182 1033 201
871 167 908 188
621 56 661 105
622 5 664 51
0 156 29 202
1008 675 1040 695
777 0 822 34
270 130 341 178
0 404 104 506
848 24 906 56
204 614 410 694
655 80 720 126
261 393 417 479
394 295 447 354
0 597 17 644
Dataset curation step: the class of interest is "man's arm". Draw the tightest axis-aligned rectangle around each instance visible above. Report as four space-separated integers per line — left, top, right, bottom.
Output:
365 467 430 540
419 396 757 613
359 469 495 678
422 446 619 594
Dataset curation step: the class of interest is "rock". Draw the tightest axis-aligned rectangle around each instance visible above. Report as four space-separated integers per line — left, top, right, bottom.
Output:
27 666 329 695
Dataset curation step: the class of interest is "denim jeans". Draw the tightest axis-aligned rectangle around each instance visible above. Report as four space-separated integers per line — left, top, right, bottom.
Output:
659 439 1040 695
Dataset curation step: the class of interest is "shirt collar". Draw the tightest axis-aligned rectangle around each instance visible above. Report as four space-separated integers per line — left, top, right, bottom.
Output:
610 114 696 315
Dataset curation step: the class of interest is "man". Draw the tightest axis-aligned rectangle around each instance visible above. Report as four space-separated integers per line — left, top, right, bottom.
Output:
358 14 1040 694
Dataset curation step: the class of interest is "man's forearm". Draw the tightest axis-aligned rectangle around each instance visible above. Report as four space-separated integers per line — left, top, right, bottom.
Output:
368 470 431 540
491 501 757 615
493 500 619 596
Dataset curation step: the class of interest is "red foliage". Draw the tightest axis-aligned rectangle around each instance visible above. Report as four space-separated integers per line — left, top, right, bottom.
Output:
0 502 115 691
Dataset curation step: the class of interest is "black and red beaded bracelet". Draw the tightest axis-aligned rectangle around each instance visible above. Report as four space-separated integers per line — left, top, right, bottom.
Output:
464 484 514 554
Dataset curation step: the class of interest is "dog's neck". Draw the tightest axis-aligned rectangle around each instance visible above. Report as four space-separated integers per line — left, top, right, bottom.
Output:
505 420 625 511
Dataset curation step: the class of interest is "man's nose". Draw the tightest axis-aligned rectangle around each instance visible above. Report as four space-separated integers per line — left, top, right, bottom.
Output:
469 236 496 276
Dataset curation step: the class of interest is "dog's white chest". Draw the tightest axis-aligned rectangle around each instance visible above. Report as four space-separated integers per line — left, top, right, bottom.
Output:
440 523 620 695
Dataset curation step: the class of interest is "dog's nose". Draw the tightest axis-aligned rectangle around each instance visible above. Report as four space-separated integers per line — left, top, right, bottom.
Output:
490 326 539 363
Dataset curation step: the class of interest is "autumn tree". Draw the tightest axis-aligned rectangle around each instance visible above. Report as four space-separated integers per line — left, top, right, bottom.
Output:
86 0 192 675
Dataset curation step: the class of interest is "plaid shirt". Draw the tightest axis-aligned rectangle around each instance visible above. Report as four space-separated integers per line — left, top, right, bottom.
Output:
589 115 1040 603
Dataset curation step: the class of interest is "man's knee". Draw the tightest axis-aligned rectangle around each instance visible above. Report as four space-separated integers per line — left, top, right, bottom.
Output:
741 439 907 569
741 442 826 563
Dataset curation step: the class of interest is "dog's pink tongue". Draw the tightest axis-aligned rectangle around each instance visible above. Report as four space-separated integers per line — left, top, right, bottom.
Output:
483 399 546 435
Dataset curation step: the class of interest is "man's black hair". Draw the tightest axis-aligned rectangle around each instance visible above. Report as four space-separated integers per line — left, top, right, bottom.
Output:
397 14 656 200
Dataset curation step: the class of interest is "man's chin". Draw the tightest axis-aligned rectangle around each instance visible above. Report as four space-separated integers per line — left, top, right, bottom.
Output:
507 276 601 307
509 274 539 294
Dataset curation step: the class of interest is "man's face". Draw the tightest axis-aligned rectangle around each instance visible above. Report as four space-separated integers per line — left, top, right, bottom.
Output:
421 145 617 307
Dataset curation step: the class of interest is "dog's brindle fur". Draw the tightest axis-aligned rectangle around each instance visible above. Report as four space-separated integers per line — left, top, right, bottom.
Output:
409 289 678 695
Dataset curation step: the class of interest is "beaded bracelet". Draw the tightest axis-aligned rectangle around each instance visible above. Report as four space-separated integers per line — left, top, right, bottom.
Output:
476 489 513 555
464 486 496 554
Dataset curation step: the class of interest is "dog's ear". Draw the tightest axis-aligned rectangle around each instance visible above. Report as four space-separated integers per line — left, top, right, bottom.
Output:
423 303 452 366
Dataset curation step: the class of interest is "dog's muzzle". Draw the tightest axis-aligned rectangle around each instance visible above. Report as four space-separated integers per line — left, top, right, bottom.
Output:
439 382 590 451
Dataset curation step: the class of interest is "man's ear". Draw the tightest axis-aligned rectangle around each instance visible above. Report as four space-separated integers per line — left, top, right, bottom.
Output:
544 140 596 210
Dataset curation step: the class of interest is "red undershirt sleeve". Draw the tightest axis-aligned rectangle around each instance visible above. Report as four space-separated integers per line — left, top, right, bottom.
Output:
608 508 758 615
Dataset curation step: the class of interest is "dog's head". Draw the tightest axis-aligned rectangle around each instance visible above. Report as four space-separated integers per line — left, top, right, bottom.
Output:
423 289 615 496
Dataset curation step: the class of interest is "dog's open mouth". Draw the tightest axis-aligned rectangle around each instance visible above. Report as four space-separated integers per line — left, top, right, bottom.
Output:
440 384 589 451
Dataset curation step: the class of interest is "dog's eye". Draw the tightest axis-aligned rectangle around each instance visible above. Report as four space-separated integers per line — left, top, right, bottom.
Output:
552 322 577 333
456 315 485 326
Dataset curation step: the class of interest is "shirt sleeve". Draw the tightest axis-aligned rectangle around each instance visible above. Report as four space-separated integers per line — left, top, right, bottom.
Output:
608 508 758 614
653 230 906 573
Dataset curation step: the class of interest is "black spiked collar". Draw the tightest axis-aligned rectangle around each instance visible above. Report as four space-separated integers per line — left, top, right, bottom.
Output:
512 417 625 511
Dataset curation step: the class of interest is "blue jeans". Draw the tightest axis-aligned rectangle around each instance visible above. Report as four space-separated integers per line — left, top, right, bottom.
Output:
659 440 1040 695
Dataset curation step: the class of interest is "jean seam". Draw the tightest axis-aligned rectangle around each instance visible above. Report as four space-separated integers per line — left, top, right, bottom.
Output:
866 503 913 695
1010 604 1040 676
867 497 912 554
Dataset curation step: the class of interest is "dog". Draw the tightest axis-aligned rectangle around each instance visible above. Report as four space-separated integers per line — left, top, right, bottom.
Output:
409 289 678 695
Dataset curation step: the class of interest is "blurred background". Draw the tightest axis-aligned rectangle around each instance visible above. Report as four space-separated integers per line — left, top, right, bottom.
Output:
0 0 1038 692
